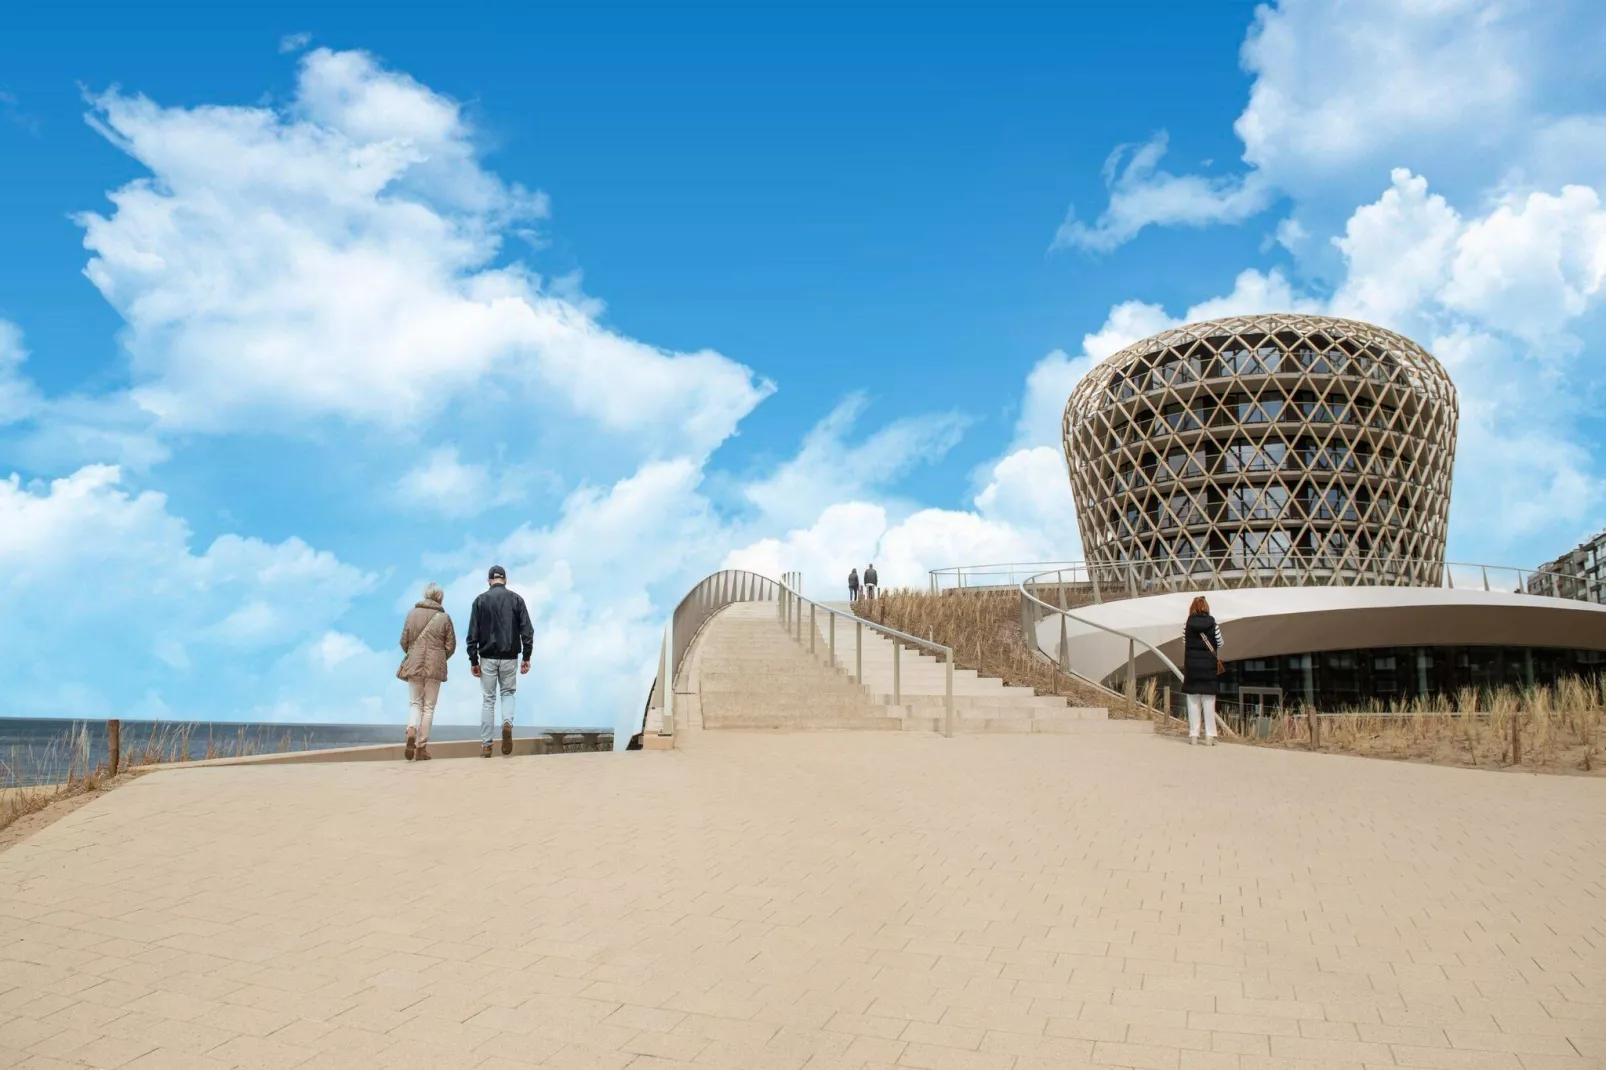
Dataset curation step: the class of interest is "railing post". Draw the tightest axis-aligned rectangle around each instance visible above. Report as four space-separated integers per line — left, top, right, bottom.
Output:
829 611 836 669
855 619 863 684
107 719 120 777
1126 638 1136 716
944 655 954 738
658 622 673 737
1091 564 1102 604
1482 565 1490 592
810 603 816 655
893 640 901 704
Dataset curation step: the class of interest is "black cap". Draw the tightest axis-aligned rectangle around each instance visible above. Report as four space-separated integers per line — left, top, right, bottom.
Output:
488 565 507 581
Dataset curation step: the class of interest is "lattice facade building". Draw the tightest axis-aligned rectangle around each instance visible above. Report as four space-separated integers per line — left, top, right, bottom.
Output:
1062 314 1458 591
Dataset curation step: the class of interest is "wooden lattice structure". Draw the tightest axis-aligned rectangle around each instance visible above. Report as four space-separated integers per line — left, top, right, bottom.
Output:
1062 314 1458 592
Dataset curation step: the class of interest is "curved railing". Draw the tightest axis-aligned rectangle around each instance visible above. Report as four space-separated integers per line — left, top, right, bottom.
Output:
642 569 781 739
1016 567 1183 686
1014 568 1227 735
932 556 1596 603
776 572 958 736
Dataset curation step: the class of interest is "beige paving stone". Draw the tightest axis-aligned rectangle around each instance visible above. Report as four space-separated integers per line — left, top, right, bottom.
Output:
199 1033 317 1069
1092 1038 1183 1068
0 609 1602 1069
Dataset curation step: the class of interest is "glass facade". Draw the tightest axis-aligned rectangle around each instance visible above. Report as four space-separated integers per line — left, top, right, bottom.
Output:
1142 644 1606 712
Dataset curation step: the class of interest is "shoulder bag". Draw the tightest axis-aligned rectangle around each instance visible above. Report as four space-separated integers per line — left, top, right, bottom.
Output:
397 609 446 680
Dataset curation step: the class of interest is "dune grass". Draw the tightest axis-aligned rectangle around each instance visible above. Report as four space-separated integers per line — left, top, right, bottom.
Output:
0 722 318 833
854 587 1127 712
1216 678 1600 772
1141 677 1605 773
853 588 1605 773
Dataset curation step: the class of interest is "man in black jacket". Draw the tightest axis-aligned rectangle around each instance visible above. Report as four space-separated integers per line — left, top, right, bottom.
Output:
467 565 534 757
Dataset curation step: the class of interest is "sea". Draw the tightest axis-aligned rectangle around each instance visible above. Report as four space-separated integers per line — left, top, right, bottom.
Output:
0 718 618 786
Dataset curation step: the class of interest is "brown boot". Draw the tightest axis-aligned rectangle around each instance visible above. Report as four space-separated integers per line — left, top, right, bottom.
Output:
416 744 432 761
404 728 417 761
501 720 513 756
481 743 493 758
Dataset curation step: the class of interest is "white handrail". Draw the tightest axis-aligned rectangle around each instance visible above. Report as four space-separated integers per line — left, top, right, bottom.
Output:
777 572 957 737
933 556 1594 601
644 568 780 739
1017 568 1183 686
1019 569 1246 738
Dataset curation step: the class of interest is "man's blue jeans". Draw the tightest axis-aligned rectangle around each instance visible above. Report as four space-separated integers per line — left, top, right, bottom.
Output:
478 658 518 745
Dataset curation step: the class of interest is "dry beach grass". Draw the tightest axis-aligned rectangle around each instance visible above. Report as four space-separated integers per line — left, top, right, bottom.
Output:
855 586 1125 712
857 588 1606 774
1179 676 1606 774
0 721 317 833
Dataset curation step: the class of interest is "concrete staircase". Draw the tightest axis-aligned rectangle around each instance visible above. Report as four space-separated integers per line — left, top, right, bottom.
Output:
697 603 906 730
695 601 1147 735
808 602 1145 734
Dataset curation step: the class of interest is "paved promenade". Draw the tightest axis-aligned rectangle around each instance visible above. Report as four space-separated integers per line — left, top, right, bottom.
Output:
1 729 1603 1069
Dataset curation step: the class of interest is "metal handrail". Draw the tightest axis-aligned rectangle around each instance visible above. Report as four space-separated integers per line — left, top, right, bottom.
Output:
1017 567 1184 686
932 555 1596 601
1016 567 1241 737
775 571 957 737
644 568 781 738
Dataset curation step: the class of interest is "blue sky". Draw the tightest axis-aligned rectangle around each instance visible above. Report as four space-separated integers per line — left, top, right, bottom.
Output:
2 0 1604 735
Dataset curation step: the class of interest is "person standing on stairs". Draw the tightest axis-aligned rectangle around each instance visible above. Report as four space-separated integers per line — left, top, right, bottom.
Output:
1182 595 1224 746
397 581 457 762
863 563 878 600
468 565 534 758
848 567 860 602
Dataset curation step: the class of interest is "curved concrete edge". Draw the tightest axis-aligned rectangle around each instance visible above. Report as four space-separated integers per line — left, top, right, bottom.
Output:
1039 586 1606 685
136 734 614 772
646 601 733 750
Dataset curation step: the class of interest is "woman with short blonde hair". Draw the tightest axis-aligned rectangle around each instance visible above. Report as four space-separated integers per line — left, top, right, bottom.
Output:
1181 595 1224 745
397 581 457 761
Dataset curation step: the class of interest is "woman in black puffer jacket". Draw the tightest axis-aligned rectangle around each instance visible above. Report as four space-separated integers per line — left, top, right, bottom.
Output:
1181 595 1224 746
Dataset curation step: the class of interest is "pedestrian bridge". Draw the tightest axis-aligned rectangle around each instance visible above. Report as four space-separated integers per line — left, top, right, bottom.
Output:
638 569 1145 748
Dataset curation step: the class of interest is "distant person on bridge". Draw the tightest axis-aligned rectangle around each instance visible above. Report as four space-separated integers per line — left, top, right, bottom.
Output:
1182 595 1224 746
848 568 860 601
468 565 534 758
397 581 457 762
863 564 878 600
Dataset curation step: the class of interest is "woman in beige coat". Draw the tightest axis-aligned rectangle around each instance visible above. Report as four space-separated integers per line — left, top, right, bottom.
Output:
398 582 457 761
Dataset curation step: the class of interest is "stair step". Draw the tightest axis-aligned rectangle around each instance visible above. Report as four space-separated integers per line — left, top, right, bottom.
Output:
691 603 1145 737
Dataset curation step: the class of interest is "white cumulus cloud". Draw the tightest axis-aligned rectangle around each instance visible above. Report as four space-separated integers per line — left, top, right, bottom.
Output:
1053 132 1273 252
1056 0 1604 253
394 445 525 518
743 394 969 530
0 465 375 718
76 47 772 457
